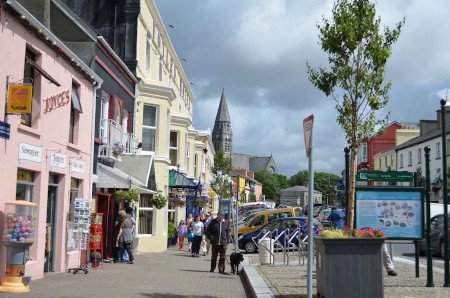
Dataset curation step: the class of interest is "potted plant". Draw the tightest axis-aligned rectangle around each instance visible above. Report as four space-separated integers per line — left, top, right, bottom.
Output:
150 194 166 209
112 142 125 157
315 227 385 298
115 188 139 204
167 222 177 247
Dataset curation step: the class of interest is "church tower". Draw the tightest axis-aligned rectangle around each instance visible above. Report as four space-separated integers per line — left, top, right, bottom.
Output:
212 88 233 156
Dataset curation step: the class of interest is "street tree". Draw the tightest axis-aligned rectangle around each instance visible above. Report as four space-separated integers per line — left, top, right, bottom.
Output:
210 149 232 200
307 0 404 227
289 170 308 187
255 170 289 204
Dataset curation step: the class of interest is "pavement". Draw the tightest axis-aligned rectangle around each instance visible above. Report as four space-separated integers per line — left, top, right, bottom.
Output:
1 246 249 298
251 257 449 298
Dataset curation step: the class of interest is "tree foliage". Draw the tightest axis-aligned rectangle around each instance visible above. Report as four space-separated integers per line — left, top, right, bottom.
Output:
289 170 341 202
211 149 232 176
254 170 289 203
307 0 404 227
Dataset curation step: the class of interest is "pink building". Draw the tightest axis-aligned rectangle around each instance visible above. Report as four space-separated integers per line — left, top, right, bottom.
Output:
0 5 101 280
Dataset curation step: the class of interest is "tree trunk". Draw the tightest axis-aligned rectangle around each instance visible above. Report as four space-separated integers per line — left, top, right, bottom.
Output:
347 150 358 229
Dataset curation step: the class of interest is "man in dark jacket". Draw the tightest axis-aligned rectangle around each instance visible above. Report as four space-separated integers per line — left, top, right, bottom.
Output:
206 210 229 274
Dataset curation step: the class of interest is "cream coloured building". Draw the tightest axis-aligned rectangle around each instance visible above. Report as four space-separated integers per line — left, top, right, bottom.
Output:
132 0 200 252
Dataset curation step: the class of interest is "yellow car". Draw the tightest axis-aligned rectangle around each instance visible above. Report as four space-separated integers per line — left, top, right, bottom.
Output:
232 207 302 237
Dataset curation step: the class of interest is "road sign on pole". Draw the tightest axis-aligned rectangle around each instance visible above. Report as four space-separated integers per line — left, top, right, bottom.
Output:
303 115 314 158
303 114 314 298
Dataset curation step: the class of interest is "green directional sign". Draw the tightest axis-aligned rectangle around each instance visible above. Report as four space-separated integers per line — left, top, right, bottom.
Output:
356 170 414 182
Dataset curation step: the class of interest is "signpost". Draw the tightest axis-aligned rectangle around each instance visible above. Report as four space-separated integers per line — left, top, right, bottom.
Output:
356 170 414 183
303 114 314 298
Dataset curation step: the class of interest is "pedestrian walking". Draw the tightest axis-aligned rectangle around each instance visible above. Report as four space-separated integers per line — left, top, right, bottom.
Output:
191 216 204 257
187 223 194 252
206 210 229 274
116 209 135 264
383 244 397 276
176 220 187 251
201 212 212 256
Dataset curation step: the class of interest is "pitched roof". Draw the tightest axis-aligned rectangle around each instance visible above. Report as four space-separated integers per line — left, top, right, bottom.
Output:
395 125 450 151
249 157 271 172
214 88 231 123
281 185 322 194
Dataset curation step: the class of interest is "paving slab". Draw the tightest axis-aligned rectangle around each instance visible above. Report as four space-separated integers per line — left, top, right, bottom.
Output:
1 247 249 298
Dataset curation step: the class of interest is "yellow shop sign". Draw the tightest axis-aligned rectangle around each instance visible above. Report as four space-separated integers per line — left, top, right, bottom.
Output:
7 84 33 114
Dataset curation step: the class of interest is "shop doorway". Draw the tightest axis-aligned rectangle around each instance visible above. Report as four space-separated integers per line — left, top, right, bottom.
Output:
97 193 117 259
45 175 59 272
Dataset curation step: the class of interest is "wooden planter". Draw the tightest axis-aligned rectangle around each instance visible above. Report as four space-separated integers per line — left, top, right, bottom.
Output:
315 237 385 298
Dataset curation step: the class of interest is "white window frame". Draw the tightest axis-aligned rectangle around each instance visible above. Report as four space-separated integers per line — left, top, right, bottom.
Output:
138 206 154 236
408 151 412 166
169 131 179 166
384 156 388 168
187 141 190 172
436 142 441 159
16 170 34 202
146 31 151 73
122 110 128 133
100 92 109 142
142 105 157 152
194 153 198 178
417 148 422 164
399 153 404 168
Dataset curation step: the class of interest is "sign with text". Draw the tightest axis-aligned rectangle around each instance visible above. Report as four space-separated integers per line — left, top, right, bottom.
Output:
18 143 42 163
355 187 423 240
357 170 414 183
0 121 10 140
71 160 86 174
303 115 314 158
50 153 67 169
7 84 33 114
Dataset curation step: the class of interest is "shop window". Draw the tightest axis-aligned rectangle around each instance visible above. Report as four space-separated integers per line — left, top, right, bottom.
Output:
69 83 82 144
139 195 154 235
69 178 81 221
142 105 157 152
169 131 178 166
16 169 35 202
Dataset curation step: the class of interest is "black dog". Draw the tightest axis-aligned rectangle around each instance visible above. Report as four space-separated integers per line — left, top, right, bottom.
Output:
230 252 244 275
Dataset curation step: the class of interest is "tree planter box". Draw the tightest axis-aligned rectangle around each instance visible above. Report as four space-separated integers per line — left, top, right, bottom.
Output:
315 237 385 298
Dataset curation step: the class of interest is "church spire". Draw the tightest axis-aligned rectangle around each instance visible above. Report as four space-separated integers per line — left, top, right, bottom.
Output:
214 88 231 122
212 88 233 156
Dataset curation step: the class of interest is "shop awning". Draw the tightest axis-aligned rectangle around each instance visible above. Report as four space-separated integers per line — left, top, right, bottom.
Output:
169 169 198 189
97 155 157 194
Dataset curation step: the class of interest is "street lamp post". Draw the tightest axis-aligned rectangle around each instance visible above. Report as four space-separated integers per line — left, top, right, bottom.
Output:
440 99 449 287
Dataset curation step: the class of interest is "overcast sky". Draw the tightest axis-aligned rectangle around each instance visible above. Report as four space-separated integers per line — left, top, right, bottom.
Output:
155 0 450 178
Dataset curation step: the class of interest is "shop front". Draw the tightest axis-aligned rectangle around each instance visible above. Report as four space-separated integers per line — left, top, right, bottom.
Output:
0 3 101 280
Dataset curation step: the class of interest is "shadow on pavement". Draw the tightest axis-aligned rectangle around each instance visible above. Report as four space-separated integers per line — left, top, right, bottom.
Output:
140 294 216 298
179 269 210 273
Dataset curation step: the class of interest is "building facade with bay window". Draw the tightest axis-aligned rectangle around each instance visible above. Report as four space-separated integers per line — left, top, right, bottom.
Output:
0 0 101 280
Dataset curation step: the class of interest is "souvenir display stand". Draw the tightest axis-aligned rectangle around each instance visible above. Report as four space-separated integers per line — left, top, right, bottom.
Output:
0 201 37 293
68 198 91 274
89 213 103 269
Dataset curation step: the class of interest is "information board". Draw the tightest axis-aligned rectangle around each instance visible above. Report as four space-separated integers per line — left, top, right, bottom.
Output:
355 187 423 239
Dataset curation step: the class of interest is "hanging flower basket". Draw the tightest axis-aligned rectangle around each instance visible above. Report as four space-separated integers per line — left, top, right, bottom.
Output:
115 188 139 203
197 197 206 207
150 194 166 209
168 194 186 207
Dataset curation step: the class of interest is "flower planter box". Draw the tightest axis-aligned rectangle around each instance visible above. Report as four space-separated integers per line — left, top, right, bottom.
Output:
315 237 385 298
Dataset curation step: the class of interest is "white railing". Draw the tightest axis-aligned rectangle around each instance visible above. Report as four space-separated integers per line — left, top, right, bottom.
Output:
98 119 140 161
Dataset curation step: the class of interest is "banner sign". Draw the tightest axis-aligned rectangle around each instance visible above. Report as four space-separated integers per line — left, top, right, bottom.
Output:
7 84 33 114
355 187 423 240
356 170 414 182
0 121 10 140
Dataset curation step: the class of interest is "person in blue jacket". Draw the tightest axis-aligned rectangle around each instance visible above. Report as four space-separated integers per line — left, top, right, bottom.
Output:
327 207 345 229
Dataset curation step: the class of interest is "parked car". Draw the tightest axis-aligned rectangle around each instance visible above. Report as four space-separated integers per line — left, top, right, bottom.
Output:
419 214 450 258
318 209 332 226
231 207 303 237
238 217 319 253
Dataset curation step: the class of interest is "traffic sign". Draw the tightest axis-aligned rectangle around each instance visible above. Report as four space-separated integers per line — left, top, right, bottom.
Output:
303 115 314 158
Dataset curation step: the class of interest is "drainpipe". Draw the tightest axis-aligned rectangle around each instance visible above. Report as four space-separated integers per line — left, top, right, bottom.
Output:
89 82 101 199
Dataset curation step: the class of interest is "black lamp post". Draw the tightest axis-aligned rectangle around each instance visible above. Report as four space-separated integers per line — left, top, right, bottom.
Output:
440 99 449 287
